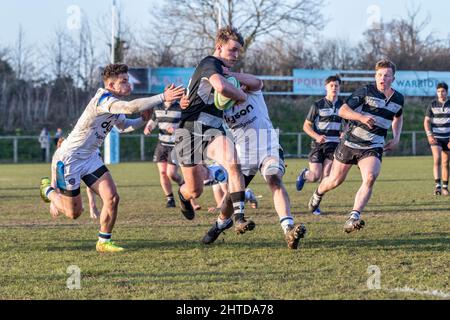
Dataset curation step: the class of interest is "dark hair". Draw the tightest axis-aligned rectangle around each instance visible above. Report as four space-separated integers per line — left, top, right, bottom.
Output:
375 59 396 75
102 63 128 83
437 82 448 92
325 75 341 85
215 26 244 47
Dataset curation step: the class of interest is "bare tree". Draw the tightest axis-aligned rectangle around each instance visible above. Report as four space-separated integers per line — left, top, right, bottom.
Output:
356 4 436 70
46 26 77 79
315 38 358 70
12 25 35 80
148 0 325 65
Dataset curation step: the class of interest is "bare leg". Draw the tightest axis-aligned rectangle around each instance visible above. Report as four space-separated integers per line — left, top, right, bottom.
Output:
352 156 381 213
157 162 173 196
431 146 442 182
441 151 449 184
317 159 353 195
322 158 334 179
265 173 291 219
206 135 244 197
89 172 120 234
305 162 323 183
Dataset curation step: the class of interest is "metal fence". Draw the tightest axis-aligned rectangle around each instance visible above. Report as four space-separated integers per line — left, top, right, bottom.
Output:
0 131 433 164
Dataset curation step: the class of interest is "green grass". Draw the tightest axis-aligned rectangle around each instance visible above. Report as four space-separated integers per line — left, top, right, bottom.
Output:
0 157 448 300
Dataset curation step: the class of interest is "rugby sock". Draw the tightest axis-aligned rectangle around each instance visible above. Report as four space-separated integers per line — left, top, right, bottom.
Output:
435 179 442 188
217 217 232 230
314 189 324 198
350 210 361 220
443 181 448 189
230 191 246 221
44 186 55 198
280 216 294 234
166 193 174 200
98 232 112 243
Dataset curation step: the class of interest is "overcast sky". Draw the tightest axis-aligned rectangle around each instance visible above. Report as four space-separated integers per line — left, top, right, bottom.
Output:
1 0 449 55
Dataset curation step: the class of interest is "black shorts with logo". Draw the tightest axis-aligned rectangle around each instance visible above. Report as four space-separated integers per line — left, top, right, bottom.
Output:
430 137 450 151
308 142 339 164
174 121 226 167
153 141 177 164
334 141 383 165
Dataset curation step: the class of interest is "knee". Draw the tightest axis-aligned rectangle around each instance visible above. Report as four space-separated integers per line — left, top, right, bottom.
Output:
186 185 203 199
159 170 168 178
266 175 283 190
364 173 378 187
167 172 178 181
66 207 83 220
310 172 321 183
104 193 120 208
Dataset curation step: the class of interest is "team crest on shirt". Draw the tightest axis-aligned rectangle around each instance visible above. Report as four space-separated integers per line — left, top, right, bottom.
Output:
365 96 384 108
68 178 76 185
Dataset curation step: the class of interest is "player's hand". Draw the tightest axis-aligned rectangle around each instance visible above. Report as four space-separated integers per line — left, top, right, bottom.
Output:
180 93 190 109
89 206 100 219
315 135 327 144
208 207 219 213
384 139 399 152
360 114 376 129
166 126 175 134
427 135 437 145
236 89 247 105
143 123 152 136
141 109 153 122
163 84 185 103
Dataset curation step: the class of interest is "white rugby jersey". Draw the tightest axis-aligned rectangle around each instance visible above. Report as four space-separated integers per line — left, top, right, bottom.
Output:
59 88 127 159
223 90 280 165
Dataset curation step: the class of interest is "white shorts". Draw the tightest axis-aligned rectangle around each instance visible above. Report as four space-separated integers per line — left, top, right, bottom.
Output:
238 147 285 178
52 149 107 194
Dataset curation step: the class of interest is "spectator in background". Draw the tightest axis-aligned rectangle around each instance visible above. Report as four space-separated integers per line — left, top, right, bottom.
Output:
38 127 50 162
54 128 63 147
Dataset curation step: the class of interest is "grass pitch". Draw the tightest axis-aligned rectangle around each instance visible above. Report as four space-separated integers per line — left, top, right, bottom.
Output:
0 157 448 300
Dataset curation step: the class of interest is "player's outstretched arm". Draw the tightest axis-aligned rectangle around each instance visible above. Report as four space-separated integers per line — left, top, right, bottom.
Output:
109 85 184 114
115 117 147 133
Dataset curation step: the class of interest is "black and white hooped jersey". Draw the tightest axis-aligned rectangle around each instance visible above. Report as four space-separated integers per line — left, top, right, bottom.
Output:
180 56 225 129
425 100 450 139
344 84 404 149
151 102 182 146
306 97 345 144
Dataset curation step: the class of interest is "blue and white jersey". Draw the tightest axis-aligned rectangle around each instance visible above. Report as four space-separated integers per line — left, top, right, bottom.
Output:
223 90 280 172
59 88 127 159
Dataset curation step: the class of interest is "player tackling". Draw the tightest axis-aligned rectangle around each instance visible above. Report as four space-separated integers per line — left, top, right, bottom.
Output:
39 63 184 252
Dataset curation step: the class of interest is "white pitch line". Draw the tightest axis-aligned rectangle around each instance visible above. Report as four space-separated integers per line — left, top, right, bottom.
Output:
387 287 450 299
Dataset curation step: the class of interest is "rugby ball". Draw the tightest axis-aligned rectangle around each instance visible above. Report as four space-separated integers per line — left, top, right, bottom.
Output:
214 76 240 110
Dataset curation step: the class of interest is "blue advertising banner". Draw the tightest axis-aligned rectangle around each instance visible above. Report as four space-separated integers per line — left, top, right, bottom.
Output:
293 69 450 96
149 68 195 93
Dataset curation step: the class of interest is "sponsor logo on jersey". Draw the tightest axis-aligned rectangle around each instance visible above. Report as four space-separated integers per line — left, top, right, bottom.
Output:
224 104 255 124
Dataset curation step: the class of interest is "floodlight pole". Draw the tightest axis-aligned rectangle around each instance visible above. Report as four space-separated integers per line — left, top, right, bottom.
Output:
111 0 117 63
